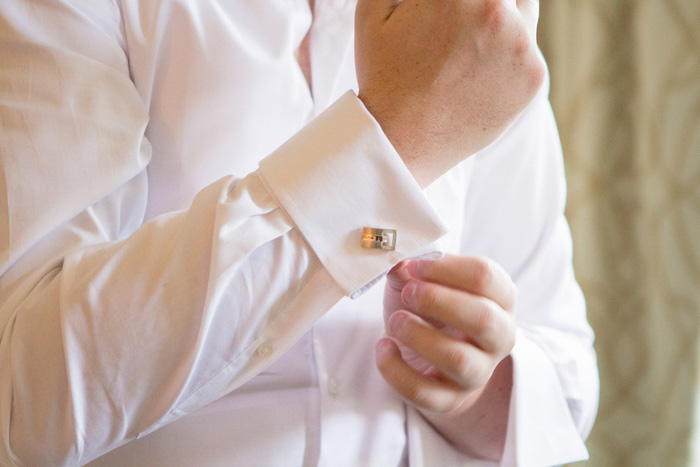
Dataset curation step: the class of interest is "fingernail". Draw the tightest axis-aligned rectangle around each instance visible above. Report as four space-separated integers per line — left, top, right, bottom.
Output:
388 261 406 276
407 259 423 277
375 338 392 355
401 281 417 305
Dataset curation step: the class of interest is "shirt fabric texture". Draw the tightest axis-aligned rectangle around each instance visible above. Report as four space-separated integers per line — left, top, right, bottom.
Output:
0 0 599 466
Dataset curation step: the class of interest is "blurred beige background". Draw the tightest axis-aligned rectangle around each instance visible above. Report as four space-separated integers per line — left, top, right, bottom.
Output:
538 1 700 465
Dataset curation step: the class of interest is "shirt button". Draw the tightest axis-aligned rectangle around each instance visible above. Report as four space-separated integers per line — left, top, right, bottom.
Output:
256 343 273 358
327 377 341 396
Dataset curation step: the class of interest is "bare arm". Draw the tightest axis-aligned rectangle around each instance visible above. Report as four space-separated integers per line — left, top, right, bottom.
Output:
355 0 545 187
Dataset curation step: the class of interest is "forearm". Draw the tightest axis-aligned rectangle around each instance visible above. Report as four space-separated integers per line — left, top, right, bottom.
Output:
0 174 335 465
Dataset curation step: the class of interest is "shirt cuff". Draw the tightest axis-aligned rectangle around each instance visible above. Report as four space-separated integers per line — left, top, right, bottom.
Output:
259 91 448 297
502 331 590 466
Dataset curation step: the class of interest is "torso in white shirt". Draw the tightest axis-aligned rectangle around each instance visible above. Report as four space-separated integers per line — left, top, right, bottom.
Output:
87 1 474 465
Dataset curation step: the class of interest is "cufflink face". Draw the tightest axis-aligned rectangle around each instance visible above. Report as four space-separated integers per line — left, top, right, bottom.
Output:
362 227 397 251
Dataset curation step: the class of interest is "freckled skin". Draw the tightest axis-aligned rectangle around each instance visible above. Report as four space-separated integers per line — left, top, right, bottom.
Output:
355 0 545 188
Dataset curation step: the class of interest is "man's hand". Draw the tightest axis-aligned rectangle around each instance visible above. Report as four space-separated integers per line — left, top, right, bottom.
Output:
378 255 517 458
355 0 545 187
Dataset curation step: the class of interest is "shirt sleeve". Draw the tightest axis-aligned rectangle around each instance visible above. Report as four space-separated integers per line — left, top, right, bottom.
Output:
405 76 598 467
0 2 446 466
462 76 599 466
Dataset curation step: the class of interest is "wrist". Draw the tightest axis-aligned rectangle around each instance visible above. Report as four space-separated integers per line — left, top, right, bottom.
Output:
419 356 513 460
357 90 436 188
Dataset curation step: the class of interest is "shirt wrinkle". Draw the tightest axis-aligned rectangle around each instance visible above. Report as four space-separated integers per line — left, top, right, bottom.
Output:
0 1 597 466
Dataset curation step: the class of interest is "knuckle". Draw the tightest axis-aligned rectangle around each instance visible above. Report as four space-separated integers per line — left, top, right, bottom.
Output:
511 33 546 95
470 257 494 292
404 384 429 408
418 283 441 314
526 52 547 92
513 29 530 56
483 0 508 31
503 322 517 354
474 299 498 334
433 395 464 414
447 347 472 377
519 41 545 79
509 282 519 308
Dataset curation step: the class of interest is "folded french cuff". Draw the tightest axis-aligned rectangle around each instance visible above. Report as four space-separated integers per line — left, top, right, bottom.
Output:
259 91 447 297
502 331 590 466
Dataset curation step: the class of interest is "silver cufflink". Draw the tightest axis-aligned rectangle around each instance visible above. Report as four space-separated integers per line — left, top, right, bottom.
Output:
361 227 396 251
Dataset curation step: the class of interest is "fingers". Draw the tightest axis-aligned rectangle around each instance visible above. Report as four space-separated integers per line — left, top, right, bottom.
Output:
407 255 517 312
387 310 494 389
400 280 516 353
380 255 518 412
376 337 469 412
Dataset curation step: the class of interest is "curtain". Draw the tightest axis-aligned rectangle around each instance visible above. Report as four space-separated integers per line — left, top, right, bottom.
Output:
538 1 700 466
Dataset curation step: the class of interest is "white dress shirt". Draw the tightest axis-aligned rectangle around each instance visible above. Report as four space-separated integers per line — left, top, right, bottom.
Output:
0 0 599 466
